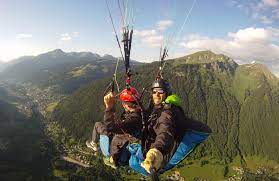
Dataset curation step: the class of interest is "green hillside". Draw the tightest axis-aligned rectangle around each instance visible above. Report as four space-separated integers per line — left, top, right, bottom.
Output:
52 51 279 164
0 100 51 180
0 97 120 180
49 51 279 180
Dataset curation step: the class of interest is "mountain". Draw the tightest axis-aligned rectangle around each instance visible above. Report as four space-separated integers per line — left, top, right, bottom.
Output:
51 50 279 165
0 86 121 180
0 49 143 93
0 98 52 180
174 50 237 65
0 61 5 72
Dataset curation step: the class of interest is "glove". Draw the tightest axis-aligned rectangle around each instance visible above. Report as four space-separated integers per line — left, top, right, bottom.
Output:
104 92 115 110
141 148 163 173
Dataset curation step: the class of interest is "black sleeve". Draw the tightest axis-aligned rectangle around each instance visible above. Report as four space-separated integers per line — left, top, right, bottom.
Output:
152 110 175 155
103 107 115 123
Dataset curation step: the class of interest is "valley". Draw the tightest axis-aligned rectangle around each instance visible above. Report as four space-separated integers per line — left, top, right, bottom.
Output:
0 50 279 180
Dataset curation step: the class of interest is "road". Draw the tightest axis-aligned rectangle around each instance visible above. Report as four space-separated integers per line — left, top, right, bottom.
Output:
61 155 91 168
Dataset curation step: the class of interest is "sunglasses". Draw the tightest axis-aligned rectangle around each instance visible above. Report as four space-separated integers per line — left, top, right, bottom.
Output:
152 90 165 94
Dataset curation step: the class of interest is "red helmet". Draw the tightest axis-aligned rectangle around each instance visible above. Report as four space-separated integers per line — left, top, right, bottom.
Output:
119 87 140 102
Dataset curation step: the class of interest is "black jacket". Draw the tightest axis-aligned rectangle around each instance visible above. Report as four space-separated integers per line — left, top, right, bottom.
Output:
103 107 142 138
143 104 177 155
104 107 143 165
143 103 200 155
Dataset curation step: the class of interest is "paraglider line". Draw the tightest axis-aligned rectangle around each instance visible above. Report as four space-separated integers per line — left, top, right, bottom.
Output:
105 0 125 62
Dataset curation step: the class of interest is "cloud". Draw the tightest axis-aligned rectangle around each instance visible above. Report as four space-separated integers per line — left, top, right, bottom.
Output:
230 0 279 24
142 35 164 47
134 29 163 47
60 32 80 41
273 8 279 19
16 34 32 39
157 20 173 31
134 29 157 37
179 27 279 75
73 31 79 37
60 33 72 41
263 0 279 7
228 27 273 44
133 20 173 48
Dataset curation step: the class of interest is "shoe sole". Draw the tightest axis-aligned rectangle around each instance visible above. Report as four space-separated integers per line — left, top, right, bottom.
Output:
86 141 98 152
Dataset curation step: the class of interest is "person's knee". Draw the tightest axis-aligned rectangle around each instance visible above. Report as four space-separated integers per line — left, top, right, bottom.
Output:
96 122 108 135
95 122 104 129
95 121 102 126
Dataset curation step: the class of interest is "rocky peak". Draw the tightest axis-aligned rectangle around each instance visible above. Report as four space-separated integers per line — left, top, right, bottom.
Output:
241 63 277 81
102 54 117 61
38 49 66 59
174 50 238 74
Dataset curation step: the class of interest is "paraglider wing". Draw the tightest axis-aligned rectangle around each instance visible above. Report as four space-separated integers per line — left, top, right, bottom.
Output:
162 130 210 171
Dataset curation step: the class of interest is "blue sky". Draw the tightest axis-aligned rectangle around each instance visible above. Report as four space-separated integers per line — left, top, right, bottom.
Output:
0 0 279 75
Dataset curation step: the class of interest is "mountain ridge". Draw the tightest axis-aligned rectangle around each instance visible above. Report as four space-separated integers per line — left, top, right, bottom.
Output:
0 49 143 93
51 50 279 164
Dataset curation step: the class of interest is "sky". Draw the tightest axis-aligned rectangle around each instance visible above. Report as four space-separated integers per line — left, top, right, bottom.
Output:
0 0 279 75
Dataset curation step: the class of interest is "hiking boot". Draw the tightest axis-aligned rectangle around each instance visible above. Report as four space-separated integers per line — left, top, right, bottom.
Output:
86 140 98 152
103 156 117 169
